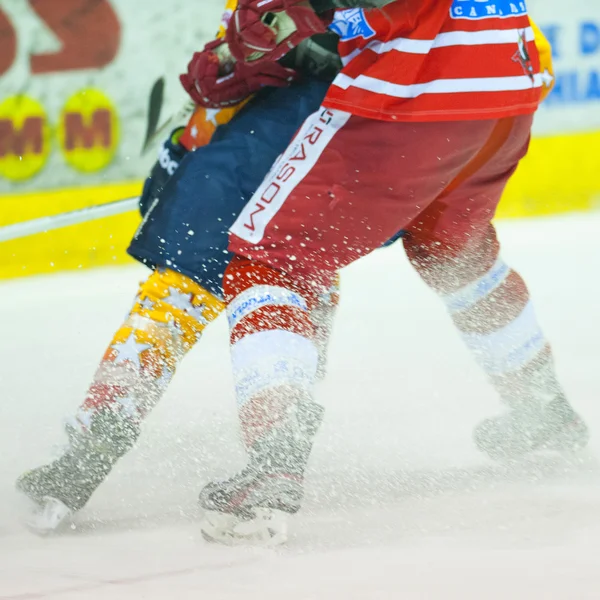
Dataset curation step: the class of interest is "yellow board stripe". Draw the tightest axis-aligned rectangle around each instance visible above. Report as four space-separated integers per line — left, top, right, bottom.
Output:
0 129 599 281
0 181 142 280
497 129 600 218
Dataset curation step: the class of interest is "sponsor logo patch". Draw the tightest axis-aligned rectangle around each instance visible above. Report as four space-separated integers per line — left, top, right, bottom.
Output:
158 142 179 176
230 108 349 245
330 9 376 41
512 29 535 82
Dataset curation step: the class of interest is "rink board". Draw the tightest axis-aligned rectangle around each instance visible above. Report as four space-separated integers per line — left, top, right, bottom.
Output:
0 182 142 280
0 128 599 280
1 0 599 280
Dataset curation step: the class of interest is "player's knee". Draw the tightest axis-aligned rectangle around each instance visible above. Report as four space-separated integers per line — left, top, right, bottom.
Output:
223 255 325 308
132 268 225 349
223 256 290 302
404 225 501 293
224 258 314 339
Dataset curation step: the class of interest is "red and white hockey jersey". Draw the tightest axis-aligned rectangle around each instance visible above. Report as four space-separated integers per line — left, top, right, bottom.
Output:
324 0 542 122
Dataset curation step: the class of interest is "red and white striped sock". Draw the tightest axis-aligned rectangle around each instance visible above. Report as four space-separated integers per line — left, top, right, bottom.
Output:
405 228 563 408
224 256 321 450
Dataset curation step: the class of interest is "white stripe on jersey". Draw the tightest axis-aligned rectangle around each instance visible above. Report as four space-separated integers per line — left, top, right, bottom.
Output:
333 72 543 98
341 27 535 66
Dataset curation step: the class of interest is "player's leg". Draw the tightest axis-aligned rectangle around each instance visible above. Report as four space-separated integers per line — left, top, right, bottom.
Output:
130 79 341 374
199 110 500 544
16 268 223 532
402 115 588 460
16 81 338 533
128 79 332 299
199 257 326 545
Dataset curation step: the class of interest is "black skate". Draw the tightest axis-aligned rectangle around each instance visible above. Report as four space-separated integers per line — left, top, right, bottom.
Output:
16 410 139 535
199 469 303 546
200 396 324 546
474 395 589 461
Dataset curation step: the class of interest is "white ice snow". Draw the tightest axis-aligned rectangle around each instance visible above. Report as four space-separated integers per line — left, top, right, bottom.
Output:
1 213 600 599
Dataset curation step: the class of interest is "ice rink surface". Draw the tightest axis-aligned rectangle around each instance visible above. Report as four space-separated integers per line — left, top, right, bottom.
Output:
1 213 599 599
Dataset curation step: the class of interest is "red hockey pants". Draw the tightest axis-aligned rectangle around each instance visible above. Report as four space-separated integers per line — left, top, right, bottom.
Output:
228 107 533 293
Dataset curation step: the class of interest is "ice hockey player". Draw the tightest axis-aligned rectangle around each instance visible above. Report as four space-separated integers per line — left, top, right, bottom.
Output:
15 0 344 535
16 0 563 540
195 0 589 545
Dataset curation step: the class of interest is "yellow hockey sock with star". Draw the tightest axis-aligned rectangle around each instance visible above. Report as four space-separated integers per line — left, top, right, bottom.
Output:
68 269 225 433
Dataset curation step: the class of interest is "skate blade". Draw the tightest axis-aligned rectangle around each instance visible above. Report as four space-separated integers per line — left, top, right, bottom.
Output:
201 508 289 547
21 495 73 536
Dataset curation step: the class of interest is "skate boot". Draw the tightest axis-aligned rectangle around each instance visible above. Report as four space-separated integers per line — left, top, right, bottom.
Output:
199 397 324 546
199 468 303 546
16 410 139 534
474 394 589 461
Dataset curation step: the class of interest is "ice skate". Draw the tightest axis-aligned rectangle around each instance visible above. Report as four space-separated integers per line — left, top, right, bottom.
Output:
200 394 323 546
199 468 302 546
16 410 139 535
474 394 589 461
17 494 74 536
